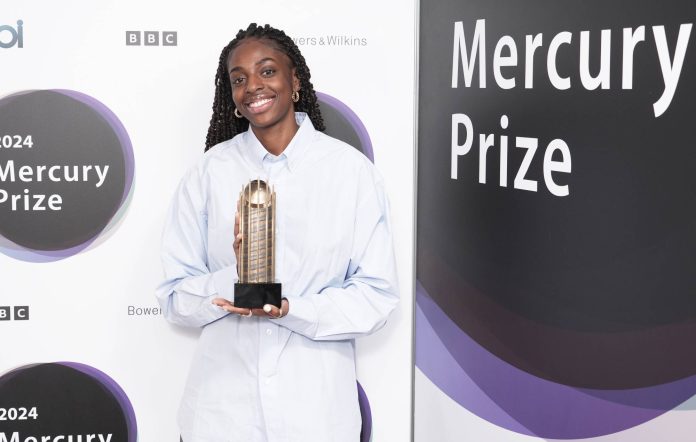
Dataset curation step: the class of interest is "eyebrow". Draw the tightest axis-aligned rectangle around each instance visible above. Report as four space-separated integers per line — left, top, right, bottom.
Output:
229 57 277 74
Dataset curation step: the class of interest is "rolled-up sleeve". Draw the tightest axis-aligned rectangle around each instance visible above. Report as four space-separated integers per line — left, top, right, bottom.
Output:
156 168 235 328
277 164 399 340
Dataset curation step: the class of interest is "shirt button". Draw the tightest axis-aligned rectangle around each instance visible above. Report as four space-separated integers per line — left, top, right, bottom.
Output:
266 329 272 336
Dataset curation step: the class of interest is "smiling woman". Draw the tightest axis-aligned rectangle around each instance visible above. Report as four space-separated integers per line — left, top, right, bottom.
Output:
205 24 325 151
157 23 399 442
227 39 300 154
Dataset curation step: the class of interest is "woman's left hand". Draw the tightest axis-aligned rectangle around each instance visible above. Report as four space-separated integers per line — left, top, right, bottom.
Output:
213 298 288 319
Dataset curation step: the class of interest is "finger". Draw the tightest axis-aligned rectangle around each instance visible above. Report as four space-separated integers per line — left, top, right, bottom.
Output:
234 210 240 237
263 304 282 318
212 298 233 307
213 299 251 316
224 305 252 316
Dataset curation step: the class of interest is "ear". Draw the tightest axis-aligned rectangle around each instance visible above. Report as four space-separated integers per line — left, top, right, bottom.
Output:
292 68 301 92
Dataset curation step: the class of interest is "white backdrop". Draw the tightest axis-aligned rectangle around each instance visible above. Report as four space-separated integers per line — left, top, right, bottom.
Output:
0 1 415 441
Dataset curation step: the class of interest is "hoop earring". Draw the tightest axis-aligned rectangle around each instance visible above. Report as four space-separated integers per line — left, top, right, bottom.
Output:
291 91 300 103
234 108 243 118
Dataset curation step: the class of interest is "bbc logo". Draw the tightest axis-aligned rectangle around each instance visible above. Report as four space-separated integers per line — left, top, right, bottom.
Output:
0 306 29 320
126 31 177 46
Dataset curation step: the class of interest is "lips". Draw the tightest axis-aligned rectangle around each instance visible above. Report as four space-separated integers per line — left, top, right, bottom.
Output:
244 95 276 114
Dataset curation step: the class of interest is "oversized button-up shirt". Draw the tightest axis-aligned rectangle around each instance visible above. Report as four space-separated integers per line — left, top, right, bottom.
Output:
157 113 399 442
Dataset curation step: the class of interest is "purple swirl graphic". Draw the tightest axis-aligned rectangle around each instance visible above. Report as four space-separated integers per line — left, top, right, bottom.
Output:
417 280 696 438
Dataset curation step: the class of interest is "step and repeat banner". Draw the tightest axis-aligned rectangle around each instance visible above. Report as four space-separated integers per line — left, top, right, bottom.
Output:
416 0 696 441
0 1 414 441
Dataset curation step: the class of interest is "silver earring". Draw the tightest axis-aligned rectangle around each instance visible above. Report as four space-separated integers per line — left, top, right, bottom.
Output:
234 108 243 118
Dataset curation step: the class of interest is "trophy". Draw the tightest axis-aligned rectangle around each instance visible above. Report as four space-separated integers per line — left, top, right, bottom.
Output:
234 179 282 308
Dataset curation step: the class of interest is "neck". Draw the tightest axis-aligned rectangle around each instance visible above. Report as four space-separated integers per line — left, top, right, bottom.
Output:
251 119 300 156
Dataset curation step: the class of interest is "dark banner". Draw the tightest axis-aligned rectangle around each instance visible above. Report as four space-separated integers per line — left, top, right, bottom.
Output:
416 0 696 438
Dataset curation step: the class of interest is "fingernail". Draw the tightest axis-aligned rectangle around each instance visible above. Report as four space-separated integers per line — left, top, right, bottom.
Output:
263 305 272 313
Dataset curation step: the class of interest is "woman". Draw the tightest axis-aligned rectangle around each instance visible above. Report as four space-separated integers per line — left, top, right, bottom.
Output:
157 23 398 442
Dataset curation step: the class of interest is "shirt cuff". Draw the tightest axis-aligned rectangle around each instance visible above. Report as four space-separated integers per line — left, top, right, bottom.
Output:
276 296 318 338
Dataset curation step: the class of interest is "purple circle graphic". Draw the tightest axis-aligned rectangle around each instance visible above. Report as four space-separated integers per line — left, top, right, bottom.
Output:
0 89 135 262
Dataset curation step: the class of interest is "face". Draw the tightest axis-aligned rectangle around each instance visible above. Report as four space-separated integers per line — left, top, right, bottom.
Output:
227 38 300 131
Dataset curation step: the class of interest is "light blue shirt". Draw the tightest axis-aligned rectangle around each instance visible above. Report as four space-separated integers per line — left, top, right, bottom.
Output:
157 113 399 442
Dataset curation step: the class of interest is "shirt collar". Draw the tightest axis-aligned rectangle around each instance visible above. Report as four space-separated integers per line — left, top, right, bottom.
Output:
244 112 315 173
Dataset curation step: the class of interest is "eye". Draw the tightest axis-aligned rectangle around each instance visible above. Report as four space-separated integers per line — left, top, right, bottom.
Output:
261 68 276 77
231 76 246 86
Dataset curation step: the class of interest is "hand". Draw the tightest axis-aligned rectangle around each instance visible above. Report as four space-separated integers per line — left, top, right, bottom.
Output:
213 298 289 319
233 208 241 266
262 298 289 319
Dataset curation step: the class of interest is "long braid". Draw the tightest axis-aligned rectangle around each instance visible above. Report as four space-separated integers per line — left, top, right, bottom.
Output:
205 23 325 152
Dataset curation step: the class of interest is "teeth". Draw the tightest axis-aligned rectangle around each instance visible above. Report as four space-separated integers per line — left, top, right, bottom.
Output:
248 98 272 108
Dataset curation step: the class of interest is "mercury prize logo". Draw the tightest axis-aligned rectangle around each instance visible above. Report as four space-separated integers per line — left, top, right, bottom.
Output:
0 362 137 442
0 90 135 262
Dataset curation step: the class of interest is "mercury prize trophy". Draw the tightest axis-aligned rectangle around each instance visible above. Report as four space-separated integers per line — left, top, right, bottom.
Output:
234 179 282 308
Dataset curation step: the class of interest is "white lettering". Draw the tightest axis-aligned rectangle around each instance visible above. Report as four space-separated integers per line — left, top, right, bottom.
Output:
653 23 692 117
0 432 19 442
64 166 78 182
18 165 33 181
0 160 15 181
548 31 572 90
32 194 46 211
514 137 538 192
622 26 645 89
478 133 494 184
452 20 691 116
525 33 543 89
499 115 509 187
543 139 572 197
49 165 61 182
36 165 47 181
452 19 486 88
451 113 474 179
579 29 611 89
493 35 517 89
48 194 62 210
95 165 109 188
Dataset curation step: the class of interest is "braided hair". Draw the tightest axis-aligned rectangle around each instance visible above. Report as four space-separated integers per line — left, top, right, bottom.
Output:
204 23 325 151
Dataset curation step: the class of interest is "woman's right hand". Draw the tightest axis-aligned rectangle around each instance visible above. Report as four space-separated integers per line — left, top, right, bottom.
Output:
234 209 241 267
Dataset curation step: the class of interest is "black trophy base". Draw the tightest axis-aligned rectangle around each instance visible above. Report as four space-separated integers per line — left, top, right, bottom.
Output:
234 282 282 309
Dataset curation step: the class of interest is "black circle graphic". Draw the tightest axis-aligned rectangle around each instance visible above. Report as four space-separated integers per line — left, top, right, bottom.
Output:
0 90 132 252
0 363 136 441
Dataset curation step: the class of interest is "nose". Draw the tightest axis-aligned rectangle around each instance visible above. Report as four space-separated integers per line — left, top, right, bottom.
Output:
246 74 263 93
